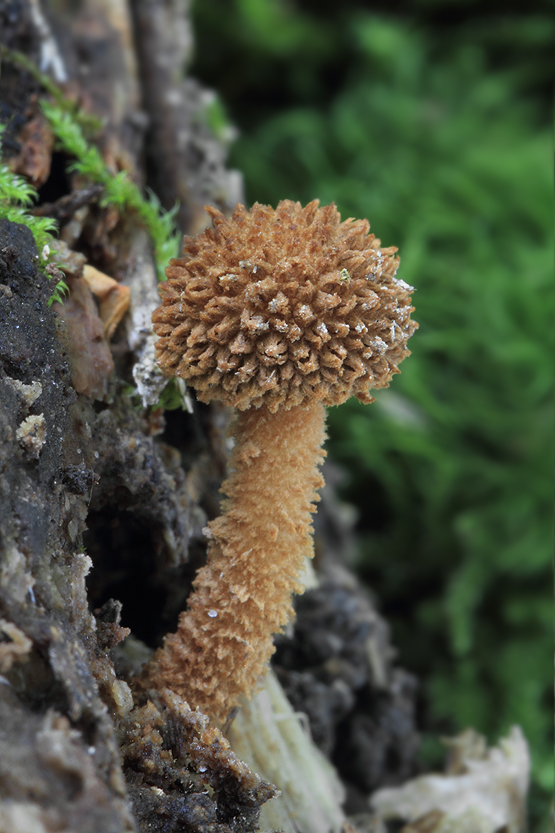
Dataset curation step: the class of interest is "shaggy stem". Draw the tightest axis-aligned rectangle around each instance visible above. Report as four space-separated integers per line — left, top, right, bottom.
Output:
144 402 327 722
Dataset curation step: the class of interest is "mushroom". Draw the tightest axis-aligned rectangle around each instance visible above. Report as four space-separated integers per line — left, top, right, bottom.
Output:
145 200 417 722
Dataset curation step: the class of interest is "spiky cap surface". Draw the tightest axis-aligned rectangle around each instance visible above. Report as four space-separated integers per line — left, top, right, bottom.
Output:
153 200 417 411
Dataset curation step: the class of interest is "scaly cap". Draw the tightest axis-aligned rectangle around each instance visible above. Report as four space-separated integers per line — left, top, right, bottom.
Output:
153 200 417 411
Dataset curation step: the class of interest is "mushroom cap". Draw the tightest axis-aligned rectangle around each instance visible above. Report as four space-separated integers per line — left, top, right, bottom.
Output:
152 200 417 411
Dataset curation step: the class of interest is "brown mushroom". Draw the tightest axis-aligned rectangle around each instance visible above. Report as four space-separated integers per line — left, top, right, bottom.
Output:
144 200 417 722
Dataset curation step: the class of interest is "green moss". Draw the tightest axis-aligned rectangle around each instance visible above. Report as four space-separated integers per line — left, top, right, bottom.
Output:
0 125 64 302
1 44 179 286
0 50 179 302
0 44 102 135
155 377 189 411
41 101 180 283
0 128 57 251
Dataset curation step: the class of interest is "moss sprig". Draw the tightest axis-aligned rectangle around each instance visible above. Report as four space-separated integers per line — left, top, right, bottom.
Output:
1 48 180 289
45 263 69 306
0 126 57 253
0 125 68 305
41 101 180 282
0 45 102 134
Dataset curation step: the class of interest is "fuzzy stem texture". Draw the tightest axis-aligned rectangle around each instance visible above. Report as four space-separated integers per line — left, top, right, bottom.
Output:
144 403 327 722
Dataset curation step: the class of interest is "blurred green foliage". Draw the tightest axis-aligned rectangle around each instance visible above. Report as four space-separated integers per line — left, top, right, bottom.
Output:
191 0 553 816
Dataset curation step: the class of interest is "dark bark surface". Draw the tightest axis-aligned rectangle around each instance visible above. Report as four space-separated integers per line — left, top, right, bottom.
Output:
0 219 135 831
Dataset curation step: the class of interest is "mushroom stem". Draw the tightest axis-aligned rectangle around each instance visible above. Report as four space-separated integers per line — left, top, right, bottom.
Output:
144 402 327 723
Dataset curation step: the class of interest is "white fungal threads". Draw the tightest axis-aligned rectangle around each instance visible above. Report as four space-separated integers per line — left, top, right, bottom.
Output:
207 610 218 618
246 314 269 333
391 320 401 341
371 337 387 355
297 304 313 322
364 248 389 280
393 276 415 292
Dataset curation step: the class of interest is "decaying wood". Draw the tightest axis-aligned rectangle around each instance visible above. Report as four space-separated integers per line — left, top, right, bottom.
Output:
0 3 275 831
0 218 135 832
0 2 426 831
130 0 193 231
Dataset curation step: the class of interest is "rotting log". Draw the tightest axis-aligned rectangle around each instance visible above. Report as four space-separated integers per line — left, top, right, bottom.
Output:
0 3 422 831
0 2 276 831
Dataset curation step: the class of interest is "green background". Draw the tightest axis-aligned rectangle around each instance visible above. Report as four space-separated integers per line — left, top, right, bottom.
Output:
191 0 553 823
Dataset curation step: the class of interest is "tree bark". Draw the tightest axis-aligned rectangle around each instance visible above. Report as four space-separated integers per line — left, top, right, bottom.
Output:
0 3 275 831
